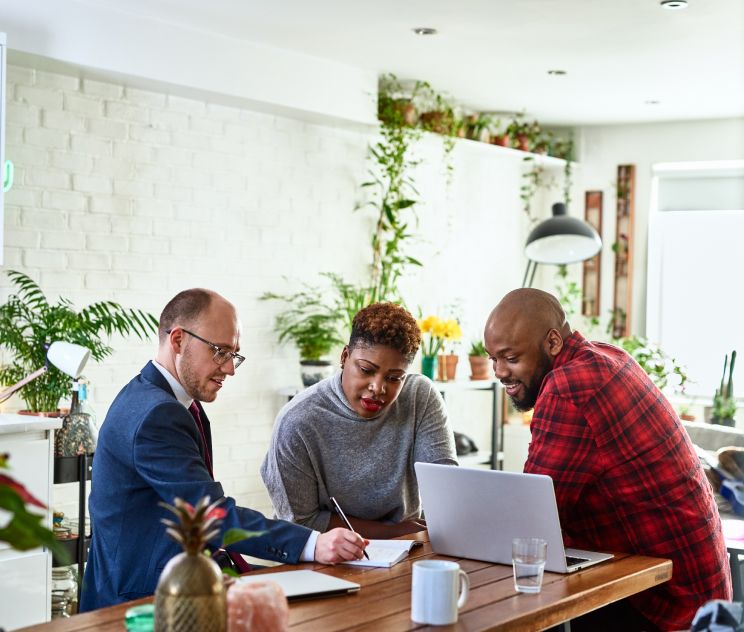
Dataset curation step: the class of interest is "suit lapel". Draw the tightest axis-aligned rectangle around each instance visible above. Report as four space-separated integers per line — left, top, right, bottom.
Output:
140 361 213 468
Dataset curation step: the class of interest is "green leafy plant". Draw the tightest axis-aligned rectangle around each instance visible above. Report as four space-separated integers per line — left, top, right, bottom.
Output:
364 88 424 302
468 340 488 357
712 350 737 422
263 76 426 355
553 270 687 392
0 453 68 562
519 158 558 224
615 334 689 393
261 279 346 361
0 270 159 412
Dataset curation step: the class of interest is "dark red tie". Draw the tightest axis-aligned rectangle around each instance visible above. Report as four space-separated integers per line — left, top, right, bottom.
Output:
188 401 251 574
188 402 213 477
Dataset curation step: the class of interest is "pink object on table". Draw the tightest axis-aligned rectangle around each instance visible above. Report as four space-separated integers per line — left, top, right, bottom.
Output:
226 580 289 632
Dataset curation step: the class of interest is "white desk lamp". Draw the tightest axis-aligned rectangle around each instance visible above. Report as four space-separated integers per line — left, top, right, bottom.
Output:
522 202 602 287
0 341 91 403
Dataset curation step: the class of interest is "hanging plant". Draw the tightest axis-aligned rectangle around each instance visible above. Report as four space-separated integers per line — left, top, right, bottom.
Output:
519 158 556 224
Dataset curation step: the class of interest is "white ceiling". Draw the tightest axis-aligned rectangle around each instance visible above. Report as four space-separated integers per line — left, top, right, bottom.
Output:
81 0 743 126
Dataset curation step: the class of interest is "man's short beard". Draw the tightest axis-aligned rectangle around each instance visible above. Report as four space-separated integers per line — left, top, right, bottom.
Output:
509 351 553 412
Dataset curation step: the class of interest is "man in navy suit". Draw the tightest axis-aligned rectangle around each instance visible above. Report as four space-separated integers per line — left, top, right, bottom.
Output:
81 289 366 611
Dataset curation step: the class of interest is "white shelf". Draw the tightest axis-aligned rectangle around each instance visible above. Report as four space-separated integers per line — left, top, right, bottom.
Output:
432 379 503 396
458 451 503 469
447 133 570 168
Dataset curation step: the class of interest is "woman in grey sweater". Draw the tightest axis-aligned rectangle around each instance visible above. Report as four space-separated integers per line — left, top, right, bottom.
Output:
261 302 458 539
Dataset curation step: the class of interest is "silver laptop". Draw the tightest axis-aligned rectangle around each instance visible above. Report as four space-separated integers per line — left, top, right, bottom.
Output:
238 570 360 600
415 462 613 573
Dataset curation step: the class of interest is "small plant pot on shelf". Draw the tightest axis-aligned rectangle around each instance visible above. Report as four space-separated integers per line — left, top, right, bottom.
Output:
468 356 491 381
711 417 736 428
437 354 459 382
300 360 334 387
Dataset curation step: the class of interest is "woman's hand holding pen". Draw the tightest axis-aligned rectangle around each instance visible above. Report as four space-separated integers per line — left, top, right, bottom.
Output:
315 528 369 564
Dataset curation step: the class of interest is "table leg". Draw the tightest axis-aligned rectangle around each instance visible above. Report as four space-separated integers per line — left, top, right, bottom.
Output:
730 548 743 601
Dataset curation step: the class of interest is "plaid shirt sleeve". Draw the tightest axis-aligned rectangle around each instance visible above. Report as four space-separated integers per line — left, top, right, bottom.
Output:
525 332 731 631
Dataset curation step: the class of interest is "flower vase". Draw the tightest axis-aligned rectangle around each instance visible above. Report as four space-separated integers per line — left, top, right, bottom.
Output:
421 355 437 380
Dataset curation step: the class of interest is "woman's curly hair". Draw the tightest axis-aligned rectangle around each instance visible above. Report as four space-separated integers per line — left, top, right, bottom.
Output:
348 302 421 363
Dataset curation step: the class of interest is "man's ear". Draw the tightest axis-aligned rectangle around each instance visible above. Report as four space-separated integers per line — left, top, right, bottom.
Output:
169 328 184 354
544 329 564 359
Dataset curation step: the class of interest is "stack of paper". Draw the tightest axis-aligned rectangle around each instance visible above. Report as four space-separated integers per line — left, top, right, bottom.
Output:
342 539 421 568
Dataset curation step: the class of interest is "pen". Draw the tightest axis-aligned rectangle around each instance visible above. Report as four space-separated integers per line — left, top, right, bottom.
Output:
329 496 370 560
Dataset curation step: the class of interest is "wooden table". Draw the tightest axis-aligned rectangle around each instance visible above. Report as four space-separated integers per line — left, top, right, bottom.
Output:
18 532 672 632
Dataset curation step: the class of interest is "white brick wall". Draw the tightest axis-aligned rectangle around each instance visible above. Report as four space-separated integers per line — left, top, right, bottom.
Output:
2 62 532 522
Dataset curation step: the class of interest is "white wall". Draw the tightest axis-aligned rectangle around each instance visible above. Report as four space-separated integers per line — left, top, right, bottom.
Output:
577 118 744 336
0 60 539 516
0 1 377 126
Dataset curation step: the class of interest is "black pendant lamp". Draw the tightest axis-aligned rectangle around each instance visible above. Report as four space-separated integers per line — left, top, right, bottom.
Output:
522 202 602 287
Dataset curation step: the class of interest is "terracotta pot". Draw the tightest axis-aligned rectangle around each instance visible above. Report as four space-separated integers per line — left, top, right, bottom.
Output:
468 356 490 381
18 409 62 417
491 134 510 147
419 111 453 135
396 100 417 127
516 134 530 152
437 354 458 382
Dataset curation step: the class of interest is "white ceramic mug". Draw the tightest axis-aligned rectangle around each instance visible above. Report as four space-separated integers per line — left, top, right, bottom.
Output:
411 560 470 625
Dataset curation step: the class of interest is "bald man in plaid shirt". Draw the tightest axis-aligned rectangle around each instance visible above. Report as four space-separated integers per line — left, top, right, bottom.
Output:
485 289 731 632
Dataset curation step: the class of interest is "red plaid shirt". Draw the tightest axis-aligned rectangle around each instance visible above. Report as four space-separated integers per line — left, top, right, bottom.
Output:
525 332 731 631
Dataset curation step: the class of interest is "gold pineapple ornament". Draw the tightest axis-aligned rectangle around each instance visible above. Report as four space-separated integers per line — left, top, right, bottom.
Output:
154 496 227 632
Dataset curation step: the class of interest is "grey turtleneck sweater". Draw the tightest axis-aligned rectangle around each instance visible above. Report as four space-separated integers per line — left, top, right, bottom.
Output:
260 371 457 531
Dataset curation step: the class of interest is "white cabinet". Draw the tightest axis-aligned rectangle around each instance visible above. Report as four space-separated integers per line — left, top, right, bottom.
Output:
0 414 61 630
0 32 5 265
502 423 532 472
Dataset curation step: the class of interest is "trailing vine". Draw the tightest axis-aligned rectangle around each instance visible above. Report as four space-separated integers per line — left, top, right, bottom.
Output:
262 74 425 351
520 158 553 224
362 76 423 303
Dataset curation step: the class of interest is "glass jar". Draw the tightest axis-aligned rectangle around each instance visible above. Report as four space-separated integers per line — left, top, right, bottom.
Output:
51 566 77 618
125 604 154 632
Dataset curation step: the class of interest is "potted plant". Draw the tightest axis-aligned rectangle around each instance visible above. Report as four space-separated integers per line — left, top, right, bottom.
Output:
415 83 456 136
377 74 418 128
437 319 462 382
261 284 346 387
711 350 737 426
468 340 491 381
466 112 494 144
489 118 511 147
678 404 696 422
506 116 531 152
0 270 158 414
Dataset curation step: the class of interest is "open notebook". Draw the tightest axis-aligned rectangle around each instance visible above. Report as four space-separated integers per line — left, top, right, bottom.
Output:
341 539 421 568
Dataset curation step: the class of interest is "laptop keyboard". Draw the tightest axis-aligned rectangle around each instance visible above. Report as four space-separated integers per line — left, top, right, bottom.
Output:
565 555 591 567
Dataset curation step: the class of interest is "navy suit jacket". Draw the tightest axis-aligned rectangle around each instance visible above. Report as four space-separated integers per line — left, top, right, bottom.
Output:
80 361 311 611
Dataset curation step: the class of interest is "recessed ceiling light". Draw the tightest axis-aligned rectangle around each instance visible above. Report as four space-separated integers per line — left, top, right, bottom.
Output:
645 99 660 105
660 0 688 9
547 69 567 76
412 27 438 36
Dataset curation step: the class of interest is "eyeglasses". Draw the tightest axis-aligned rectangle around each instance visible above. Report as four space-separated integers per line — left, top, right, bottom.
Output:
167 328 245 369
